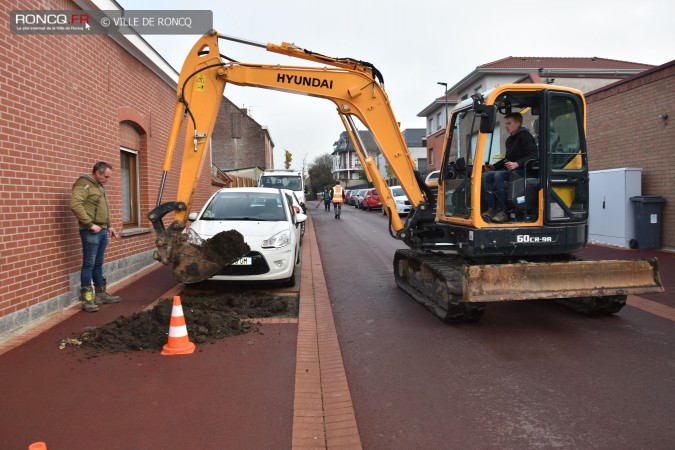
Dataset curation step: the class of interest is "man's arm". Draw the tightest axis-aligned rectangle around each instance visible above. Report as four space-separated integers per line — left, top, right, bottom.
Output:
514 132 538 168
70 186 93 228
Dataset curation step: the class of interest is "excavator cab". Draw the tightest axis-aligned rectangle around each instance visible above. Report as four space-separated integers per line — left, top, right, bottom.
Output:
431 85 590 257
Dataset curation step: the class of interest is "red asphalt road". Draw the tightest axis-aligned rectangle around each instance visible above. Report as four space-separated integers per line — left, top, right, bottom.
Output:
1 207 673 449
0 259 297 449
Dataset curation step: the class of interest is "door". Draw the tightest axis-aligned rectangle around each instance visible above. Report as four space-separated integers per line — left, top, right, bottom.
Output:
543 92 588 224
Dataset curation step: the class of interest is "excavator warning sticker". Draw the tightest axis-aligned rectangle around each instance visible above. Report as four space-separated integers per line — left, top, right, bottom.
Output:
195 74 205 92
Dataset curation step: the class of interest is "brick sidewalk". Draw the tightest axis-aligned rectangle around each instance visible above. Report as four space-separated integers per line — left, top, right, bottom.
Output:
292 215 362 449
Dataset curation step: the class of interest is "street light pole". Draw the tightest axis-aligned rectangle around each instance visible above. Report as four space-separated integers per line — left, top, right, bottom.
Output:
437 82 448 131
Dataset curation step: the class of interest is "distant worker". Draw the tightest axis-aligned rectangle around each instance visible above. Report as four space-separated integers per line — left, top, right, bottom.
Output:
481 112 538 223
330 180 345 219
70 162 122 312
323 187 332 212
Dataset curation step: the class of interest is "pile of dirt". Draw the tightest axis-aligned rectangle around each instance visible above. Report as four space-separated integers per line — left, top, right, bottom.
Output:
69 292 297 356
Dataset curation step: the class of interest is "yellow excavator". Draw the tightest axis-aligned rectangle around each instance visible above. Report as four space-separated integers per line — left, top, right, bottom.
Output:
148 30 663 321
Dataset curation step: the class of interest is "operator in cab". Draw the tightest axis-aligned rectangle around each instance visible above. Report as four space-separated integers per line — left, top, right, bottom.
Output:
481 112 538 223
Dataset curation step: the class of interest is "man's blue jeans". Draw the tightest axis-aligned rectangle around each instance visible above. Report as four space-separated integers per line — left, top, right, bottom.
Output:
79 228 108 288
482 169 524 209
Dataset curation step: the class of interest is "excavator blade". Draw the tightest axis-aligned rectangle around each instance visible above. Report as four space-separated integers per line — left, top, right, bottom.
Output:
394 250 664 322
154 228 250 284
464 258 663 302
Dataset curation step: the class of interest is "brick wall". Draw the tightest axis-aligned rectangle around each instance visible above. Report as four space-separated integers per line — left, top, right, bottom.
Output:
212 97 272 170
586 61 675 248
0 1 217 328
425 129 446 172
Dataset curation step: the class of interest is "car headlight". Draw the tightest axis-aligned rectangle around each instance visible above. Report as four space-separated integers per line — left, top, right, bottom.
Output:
396 199 405 205
185 227 204 245
262 230 291 248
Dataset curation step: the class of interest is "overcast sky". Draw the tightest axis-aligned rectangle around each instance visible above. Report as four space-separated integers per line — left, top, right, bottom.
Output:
116 0 673 171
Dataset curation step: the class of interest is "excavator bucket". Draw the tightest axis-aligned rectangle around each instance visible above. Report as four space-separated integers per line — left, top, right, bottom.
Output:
153 225 250 284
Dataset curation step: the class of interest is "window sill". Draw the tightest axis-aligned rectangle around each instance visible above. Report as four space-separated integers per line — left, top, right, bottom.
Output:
120 227 152 237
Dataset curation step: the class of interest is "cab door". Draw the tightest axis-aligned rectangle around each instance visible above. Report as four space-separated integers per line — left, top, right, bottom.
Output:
543 92 589 224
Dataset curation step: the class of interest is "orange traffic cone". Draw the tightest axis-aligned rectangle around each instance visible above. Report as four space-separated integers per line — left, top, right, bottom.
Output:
29 443 47 450
161 296 195 355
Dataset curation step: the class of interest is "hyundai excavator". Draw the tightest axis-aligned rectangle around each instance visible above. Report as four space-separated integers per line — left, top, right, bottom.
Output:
148 30 663 321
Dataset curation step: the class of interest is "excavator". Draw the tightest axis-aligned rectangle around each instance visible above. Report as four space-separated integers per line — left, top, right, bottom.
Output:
148 30 663 321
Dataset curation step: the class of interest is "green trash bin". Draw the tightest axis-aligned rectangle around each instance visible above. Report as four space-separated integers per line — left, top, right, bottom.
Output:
629 196 666 249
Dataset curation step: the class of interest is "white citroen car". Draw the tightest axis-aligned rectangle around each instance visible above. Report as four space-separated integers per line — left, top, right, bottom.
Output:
186 187 307 286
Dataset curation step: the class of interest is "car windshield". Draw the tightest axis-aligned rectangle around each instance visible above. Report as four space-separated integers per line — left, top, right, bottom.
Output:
200 192 287 221
391 187 404 197
259 175 302 191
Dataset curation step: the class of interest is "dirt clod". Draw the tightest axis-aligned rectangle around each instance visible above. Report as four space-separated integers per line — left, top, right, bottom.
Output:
71 292 297 356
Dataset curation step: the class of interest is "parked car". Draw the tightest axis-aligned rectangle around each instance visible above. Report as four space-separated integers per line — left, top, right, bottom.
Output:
382 185 411 215
347 189 359 206
425 170 440 188
186 187 306 286
353 189 367 208
283 189 305 238
361 188 382 211
343 189 352 205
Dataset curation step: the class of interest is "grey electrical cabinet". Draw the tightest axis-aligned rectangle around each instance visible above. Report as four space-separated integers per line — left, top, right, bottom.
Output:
588 168 642 248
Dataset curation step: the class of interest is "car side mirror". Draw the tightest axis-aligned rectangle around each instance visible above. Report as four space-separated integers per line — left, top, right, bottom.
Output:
188 212 198 221
296 213 307 223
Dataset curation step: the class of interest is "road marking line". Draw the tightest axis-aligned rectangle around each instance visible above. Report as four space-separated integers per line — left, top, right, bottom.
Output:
627 296 675 322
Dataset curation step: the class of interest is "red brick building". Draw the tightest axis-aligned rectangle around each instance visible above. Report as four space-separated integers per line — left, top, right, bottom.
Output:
212 97 274 171
586 60 674 248
0 1 218 339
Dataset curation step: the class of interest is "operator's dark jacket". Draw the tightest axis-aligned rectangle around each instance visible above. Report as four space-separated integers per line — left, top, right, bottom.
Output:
493 127 538 171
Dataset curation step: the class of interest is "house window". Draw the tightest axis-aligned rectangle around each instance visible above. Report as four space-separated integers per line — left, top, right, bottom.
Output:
120 147 139 227
429 148 434 166
436 112 442 130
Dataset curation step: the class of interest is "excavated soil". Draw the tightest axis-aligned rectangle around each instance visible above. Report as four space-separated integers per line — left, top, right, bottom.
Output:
68 292 298 357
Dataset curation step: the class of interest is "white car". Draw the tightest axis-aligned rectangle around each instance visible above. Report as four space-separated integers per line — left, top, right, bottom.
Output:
186 187 307 286
283 189 305 238
383 185 412 215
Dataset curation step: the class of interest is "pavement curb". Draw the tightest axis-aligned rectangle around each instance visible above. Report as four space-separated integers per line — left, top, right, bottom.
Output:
292 215 363 449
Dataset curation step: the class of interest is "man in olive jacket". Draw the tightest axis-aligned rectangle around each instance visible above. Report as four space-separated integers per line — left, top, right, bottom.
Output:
70 161 121 312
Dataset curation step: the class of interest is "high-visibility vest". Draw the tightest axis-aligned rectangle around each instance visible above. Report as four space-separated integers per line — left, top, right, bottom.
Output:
332 185 344 203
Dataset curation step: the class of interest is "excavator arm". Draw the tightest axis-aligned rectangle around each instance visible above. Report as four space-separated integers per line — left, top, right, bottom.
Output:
149 30 433 282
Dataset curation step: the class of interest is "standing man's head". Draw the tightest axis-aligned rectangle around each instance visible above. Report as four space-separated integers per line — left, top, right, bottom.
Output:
335 180 341 185
92 162 113 185
504 113 524 136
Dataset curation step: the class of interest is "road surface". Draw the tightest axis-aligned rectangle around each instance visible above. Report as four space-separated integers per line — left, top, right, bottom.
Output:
311 203 675 450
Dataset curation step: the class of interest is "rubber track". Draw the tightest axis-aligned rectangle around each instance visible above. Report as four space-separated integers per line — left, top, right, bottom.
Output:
393 249 485 323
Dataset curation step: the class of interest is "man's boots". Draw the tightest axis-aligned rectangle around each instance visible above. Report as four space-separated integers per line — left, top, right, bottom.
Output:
80 286 99 312
94 283 121 305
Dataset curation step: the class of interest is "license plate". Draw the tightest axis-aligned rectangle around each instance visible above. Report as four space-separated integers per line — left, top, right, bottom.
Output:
231 257 252 265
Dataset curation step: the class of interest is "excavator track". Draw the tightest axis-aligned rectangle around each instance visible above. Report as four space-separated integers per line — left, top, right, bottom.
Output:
393 250 485 323
394 249 663 322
